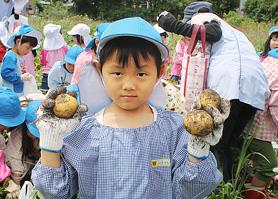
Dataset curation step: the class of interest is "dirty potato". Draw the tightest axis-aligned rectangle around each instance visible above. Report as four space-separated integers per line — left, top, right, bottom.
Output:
200 89 221 111
183 110 214 136
53 94 78 118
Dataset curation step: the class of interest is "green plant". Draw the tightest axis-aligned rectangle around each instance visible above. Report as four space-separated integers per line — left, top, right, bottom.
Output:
208 116 270 198
0 181 9 197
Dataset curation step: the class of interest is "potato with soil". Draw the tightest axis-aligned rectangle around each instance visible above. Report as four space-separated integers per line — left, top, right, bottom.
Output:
183 110 214 136
53 93 79 118
200 89 221 111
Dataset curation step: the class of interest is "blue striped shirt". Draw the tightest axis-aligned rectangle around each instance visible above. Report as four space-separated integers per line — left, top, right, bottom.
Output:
32 109 222 199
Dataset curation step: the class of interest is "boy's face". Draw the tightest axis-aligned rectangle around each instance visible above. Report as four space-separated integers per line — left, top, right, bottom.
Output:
15 39 33 56
65 62 74 73
100 51 164 111
270 35 278 50
160 35 166 43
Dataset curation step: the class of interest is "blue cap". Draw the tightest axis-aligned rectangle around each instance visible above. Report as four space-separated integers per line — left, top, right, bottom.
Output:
182 1 212 23
7 24 42 48
269 26 278 35
98 17 169 62
64 46 84 65
84 23 111 51
24 100 42 138
0 87 25 127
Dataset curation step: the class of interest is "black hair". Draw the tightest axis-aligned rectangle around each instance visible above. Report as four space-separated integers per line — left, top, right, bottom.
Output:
14 35 38 48
73 34 84 45
21 122 40 164
91 42 97 54
99 36 162 77
32 49 37 57
160 32 168 38
261 32 278 57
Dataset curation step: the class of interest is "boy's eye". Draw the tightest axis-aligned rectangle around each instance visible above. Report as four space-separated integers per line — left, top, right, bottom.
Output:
138 73 146 77
113 72 122 76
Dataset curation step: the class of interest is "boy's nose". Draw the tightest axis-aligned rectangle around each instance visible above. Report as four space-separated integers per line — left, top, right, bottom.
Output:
123 78 135 90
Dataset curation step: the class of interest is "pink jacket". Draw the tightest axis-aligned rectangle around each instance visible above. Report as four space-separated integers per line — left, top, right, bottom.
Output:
23 51 35 78
71 49 96 85
250 56 278 142
40 45 68 74
171 39 186 77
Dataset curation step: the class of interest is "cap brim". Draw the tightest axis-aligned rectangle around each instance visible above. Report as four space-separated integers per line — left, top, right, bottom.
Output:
0 108 25 127
99 34 169 62
84 37 96 51
67 30 77 35
26 122 40 137
25 30 42 41
64 56 75 65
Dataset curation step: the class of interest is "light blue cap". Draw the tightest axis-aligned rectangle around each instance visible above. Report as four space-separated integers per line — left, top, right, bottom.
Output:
84 23 111 51
98 17 169 62
7 24 42 48
0 87 25 127
64 46 84 65
24 100 42 138
269 26 278 35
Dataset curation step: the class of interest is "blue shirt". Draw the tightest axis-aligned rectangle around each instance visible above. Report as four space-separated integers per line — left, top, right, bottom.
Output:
1 51 25 96
32 110 222 199
48 60 73 92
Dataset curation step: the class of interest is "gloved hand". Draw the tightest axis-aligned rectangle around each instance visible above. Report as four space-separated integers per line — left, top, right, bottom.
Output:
20 73 32 81
5 179 20 199
35 87 88 152
187 97 231 159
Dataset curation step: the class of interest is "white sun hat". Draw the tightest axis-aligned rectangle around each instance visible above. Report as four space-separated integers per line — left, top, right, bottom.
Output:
191 13 214 25
153 24 170 43
67 24 92 46
43 24 65 51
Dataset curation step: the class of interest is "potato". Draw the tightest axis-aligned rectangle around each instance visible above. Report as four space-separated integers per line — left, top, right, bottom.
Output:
183 110 214 136
53 93 78 118
200 89 221 111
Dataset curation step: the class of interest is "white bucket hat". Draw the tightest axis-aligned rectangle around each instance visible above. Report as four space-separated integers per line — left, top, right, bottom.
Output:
43 24 65 51
191 13 214 25
153 24 170 43
67 24 92 46
0 17 10 48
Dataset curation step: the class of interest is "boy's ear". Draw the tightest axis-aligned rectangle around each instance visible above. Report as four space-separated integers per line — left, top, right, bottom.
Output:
92 60 102 76
95 39 100 48
15 39 20 46
158 63 166 80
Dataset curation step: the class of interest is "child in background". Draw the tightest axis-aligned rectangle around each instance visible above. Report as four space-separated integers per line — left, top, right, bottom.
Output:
244 26 278 199
153 24 170 79
0 87 25 197
71 23 110 85
13 25 41 78
67 23 92 49
48 46 83 92
4 100 41 187
32 17 230 198
258 26 278 63
1 24 41 97
40 24 69 92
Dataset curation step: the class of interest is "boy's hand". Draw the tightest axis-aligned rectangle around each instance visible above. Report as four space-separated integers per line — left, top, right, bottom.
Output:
35 87 88 152
20 73 32 81
187 97 231 159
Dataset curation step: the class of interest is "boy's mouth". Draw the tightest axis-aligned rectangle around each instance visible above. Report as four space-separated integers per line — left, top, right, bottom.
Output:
121 95 137 101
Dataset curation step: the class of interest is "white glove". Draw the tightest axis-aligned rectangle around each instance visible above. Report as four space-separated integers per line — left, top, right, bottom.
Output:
5 179 20 199
35 87 88 152
20 73 32 81
187 97 231 159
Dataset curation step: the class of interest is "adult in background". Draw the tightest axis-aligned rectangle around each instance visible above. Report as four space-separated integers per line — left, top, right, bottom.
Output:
158 2 270 182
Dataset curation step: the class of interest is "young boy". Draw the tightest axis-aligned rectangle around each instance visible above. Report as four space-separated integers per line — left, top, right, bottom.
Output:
47 46 83 92
1 24 41 97
32 17 230 198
